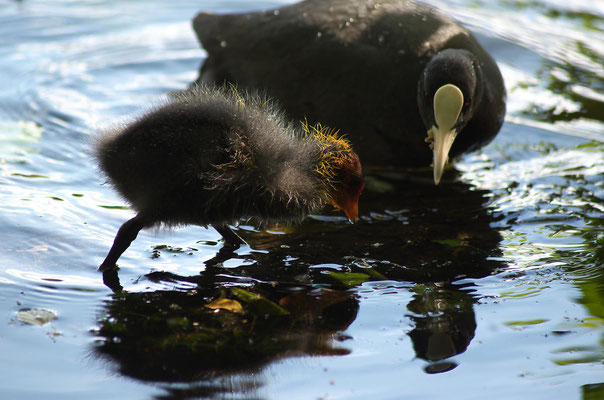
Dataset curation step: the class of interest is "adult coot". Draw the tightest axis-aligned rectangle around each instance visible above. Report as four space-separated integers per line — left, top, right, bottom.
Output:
95 86 363 271
193 0 506 184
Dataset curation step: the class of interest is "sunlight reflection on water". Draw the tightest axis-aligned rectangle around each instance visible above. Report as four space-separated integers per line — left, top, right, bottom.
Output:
0 0 602 399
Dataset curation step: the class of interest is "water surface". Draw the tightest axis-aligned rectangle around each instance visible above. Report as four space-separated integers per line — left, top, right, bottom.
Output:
0 1 602 399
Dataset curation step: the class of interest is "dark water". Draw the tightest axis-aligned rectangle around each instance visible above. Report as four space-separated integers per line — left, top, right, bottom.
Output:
1 1 603 399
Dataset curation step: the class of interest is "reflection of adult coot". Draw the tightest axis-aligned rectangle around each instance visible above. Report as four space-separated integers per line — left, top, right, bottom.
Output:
198 176 503 375
193 0 506 184
407 283 478 374
226 175 505 285
93 280 358 398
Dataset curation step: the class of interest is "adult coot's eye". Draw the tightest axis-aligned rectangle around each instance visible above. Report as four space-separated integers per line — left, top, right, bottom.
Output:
425 93 433 103
464 100 471 109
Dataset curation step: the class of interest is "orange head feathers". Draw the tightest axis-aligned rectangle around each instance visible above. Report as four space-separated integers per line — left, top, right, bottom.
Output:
304 122 364 222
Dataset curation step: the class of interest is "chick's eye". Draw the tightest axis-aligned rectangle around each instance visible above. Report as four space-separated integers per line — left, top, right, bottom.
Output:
346 175 362 188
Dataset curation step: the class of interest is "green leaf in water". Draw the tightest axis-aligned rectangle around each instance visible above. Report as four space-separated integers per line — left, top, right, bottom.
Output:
433 238 462 247
576 141 603 150
363 268 388 280
98 205 131 210
329 271 370 287
204 298 244 314
500 288 545 298
253 299 290 316
11 173 49 179
230 287 289 316
553 354 602 366
230 287 262 303
504 319 549 327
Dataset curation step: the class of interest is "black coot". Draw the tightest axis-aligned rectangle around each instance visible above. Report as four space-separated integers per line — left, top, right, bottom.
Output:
193 0 506 184
95 86 363 271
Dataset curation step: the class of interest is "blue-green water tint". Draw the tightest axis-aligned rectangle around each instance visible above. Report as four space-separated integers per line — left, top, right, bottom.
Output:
0 0 602 399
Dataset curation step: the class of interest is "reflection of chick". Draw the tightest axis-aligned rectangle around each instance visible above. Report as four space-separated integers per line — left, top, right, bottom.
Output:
95 86 364 271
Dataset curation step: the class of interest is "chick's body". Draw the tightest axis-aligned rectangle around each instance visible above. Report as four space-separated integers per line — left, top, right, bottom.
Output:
99 89 325 226
96 87 362 270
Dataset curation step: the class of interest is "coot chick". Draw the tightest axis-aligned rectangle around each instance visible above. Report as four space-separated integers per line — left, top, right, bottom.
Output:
193 0 506 184
95 86 364 271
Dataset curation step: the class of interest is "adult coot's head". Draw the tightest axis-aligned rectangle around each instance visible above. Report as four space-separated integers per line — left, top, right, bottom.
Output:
418 49 483 184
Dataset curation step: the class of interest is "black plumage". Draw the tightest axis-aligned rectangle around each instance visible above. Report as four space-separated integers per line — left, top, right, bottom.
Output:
95 86 363 271
193 0 506 184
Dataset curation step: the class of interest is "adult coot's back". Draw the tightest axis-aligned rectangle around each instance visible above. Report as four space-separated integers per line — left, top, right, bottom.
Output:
193 0 506 184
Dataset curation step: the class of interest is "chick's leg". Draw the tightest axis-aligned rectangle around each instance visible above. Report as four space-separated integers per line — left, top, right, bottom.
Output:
99 214 150 271
213 224 246 246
